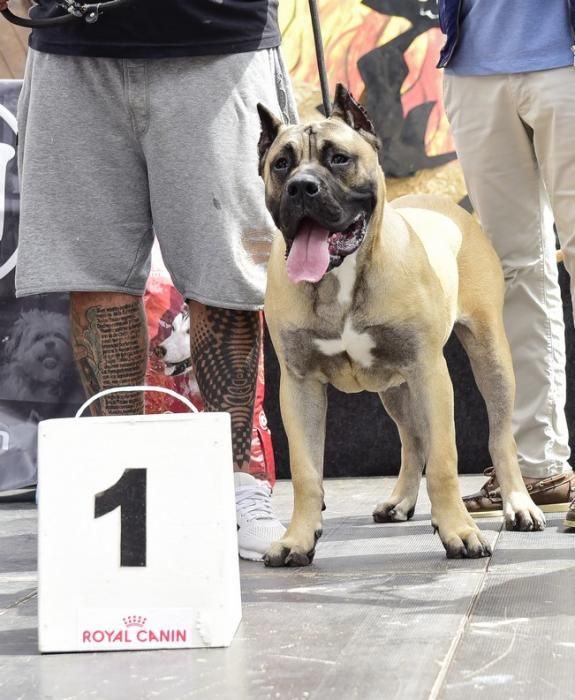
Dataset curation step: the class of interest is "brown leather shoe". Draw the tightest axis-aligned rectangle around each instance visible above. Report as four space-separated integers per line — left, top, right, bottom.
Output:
565 499 575 529
464 467 575 518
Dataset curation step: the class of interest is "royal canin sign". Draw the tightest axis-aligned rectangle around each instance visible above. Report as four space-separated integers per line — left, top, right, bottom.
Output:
81 615 188 646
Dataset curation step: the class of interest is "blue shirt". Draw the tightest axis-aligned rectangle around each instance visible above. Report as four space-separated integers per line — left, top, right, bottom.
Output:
446 0 575 75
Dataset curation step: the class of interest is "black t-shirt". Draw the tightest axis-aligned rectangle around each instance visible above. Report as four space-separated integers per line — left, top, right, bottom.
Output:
29 0 281 58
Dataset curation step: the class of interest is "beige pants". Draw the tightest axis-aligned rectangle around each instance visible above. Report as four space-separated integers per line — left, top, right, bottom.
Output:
443 67 575 479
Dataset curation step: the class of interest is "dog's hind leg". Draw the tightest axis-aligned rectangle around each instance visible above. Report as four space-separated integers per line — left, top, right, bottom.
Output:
264 370 327 567
454 316 545 531
416 354 492 558
373 383 426 522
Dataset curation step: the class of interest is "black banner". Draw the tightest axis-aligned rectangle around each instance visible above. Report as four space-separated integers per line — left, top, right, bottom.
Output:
0 80 19 298
0 81 84 491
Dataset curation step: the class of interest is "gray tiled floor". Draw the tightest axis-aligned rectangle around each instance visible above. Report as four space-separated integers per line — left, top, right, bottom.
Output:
0 477 574 700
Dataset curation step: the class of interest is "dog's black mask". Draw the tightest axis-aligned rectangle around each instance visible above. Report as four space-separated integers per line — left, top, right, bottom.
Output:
258 84 381 283
277 163 376 274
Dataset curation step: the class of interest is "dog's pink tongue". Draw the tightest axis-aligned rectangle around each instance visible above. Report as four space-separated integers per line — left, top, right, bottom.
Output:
286 221 331 283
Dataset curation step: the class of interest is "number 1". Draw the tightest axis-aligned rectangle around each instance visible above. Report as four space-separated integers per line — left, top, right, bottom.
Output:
95 468 147 567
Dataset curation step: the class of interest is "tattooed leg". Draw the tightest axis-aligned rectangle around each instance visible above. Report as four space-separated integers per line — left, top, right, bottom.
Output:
188 301 260 472
70 292 148 416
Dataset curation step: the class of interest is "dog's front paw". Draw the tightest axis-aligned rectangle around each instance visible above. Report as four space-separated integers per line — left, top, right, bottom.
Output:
503 492 546 531
373 498 415 523
433 517 492 559
263 530 322 568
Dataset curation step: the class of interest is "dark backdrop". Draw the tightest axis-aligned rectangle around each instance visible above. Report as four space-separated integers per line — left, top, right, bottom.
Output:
264 264 575 479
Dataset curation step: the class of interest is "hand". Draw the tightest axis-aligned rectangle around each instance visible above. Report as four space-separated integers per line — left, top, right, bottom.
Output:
0 1 9 11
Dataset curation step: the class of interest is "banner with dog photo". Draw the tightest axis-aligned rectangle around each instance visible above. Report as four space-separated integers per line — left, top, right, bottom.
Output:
0 80 86 492
0 80 275 491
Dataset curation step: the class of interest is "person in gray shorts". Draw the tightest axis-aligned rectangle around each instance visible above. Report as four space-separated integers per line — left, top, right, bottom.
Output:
13 0 298 561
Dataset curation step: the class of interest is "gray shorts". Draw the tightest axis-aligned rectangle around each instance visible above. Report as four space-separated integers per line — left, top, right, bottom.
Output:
16 48 297 309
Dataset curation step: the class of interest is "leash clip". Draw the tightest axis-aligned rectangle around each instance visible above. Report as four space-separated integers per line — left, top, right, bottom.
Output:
57 0 84 17
84 5 102 23
57 0 102 23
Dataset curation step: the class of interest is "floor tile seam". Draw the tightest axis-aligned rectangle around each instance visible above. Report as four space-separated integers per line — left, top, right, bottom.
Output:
304 567 486 700
239 568 488 580
0 590 37 618
240 569 400 583
473 563 574 574
0 575 37 582
427 523 504 700
316 524 483 543
307 594 398 700
364 568 488 574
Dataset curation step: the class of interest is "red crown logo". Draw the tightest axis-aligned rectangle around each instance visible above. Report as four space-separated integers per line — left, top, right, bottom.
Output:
123 615 147 628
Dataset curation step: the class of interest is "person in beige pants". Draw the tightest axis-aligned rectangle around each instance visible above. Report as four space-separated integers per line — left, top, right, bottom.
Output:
437 0 575 527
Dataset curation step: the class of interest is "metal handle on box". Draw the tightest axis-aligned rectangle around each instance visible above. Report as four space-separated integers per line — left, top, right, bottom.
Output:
75 386 199 418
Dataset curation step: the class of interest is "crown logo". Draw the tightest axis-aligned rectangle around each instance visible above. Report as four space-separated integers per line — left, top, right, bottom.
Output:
123 615 147 628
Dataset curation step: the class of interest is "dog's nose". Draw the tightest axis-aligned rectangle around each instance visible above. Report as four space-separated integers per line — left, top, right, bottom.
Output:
45 340 56 351
287 175 321 199
155 345 166 358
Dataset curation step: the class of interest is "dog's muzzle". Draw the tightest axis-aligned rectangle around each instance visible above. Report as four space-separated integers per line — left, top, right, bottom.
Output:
280 172 371 284
280 170 375 283
284 213 369 284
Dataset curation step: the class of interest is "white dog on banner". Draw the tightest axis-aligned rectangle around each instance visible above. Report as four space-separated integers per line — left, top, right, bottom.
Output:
155 307 192 378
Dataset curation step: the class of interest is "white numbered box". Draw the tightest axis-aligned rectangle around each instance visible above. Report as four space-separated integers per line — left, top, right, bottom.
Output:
37 387 241 653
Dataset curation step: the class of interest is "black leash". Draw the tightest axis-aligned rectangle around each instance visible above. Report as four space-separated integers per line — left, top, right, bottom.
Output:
308 0 332 116
1 0 137 28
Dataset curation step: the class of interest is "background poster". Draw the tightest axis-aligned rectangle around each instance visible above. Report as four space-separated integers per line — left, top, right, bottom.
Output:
280 0 457 178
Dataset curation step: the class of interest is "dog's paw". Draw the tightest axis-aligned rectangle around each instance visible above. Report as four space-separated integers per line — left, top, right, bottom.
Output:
373 499 415 523
263 530 322 568
503 492 546 532
434 519 492 559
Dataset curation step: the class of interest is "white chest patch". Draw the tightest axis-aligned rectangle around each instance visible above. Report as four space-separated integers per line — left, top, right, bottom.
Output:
314 318 375 368
331 253 358 306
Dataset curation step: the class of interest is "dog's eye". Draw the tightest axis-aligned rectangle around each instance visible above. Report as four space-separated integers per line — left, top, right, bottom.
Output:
273 157 290 172
331 153 350 166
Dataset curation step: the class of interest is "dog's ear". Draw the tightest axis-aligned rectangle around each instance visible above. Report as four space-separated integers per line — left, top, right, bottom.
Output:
3 317 23 360
257 103 283 175
331 83 378 144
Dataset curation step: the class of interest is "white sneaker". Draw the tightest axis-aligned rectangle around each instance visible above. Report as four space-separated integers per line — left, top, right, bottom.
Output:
234 472 286 561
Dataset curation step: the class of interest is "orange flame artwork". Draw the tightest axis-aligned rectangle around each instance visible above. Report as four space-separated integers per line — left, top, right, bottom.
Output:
279 0 455 172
